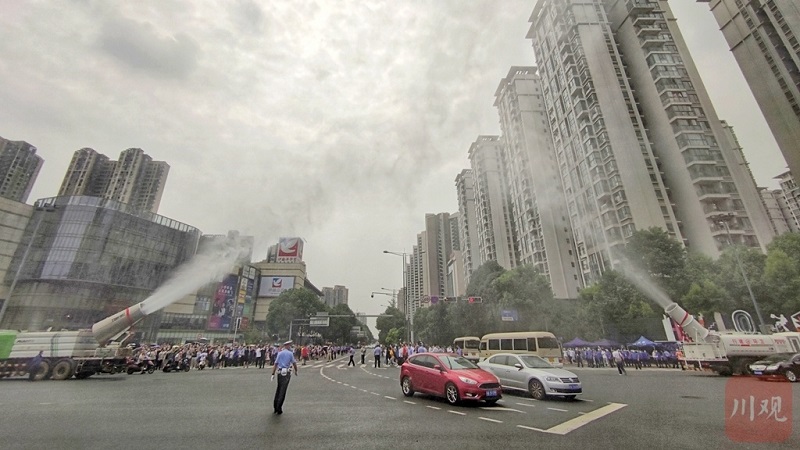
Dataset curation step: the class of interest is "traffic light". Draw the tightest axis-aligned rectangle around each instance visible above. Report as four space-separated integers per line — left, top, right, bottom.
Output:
468 296 482 304
429 295 439 304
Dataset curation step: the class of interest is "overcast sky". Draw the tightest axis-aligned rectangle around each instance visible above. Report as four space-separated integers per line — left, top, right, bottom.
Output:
0 1 788 327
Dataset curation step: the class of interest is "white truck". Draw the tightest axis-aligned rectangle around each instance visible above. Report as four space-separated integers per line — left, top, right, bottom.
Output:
665 302 800 375
0 302 148 380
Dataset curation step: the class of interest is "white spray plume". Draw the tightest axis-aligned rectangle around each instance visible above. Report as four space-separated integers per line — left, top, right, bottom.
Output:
609 247 675 312
138 237 251 315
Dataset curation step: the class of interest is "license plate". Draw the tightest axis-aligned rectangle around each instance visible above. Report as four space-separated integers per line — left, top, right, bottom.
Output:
569 384 579 389
754 371 763 375
486 390 497 397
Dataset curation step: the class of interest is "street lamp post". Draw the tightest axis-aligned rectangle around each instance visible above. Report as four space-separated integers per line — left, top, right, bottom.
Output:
370 291 396 308
718 218 766 331
383 250 412 343
0 205 55 327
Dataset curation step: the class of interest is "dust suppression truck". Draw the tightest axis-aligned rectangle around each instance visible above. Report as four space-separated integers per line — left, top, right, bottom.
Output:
665 302 800 375
0 302 149 380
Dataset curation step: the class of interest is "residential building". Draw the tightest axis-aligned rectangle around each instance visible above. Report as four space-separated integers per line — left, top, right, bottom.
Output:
468 136 518 270
454 169 482 284
699 0 800 179
495 67 582 298
527 0 771 283
759 187 796 234
0 137 43 203
776 169 800 230
58 147 169 213
323 285 349 307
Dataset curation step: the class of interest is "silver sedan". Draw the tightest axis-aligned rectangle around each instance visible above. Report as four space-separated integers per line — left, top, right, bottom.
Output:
478 353 582 400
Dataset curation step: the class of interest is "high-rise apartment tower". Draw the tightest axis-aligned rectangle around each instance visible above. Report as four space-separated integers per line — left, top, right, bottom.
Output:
0 137 43 203
59 148 169 213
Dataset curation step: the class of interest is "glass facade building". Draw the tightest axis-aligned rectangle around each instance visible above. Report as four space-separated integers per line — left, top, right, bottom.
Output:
1 195 200 337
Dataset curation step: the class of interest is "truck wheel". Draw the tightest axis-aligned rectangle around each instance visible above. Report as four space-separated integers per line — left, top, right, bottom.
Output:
30 360 51 381
51 359 74 380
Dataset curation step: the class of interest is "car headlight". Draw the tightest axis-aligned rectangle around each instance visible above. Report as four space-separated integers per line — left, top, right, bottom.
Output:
545 376 560 382
458 376 477 385
767 365 779 371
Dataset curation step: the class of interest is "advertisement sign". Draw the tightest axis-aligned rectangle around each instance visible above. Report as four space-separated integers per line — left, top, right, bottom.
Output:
208 274 238 330
258 276 295 297
276 237 304 263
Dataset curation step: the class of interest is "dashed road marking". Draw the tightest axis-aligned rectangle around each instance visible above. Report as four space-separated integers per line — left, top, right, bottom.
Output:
547 408 569 412
426 406 441 410
371 392 380 396
404 401 416 405
351 386 357 389
479 417 502 424
384 396 397 400
448 410 466 416
480 407 525 413
516 403 536 408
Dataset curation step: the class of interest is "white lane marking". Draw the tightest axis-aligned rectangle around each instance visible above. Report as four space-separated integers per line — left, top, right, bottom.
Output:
343 383 349 386
384 396 397 400
426 406 441 410
371 392 380 396
544 403 627 435
547 408 569 412
578 412 587 415
448 410 466 416
516 403 536 408
404 401 416 405
582 399 594 402
517 425 546 432
361 389 368 393
479 417 502 424
480 407 525 413
351 386 357 389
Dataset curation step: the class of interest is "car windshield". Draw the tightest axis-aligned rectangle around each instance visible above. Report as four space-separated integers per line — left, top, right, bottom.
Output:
519 355 554 369
439 355 479 370
761 353 795 363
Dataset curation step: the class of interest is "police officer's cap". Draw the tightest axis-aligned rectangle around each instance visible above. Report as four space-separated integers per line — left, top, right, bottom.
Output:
283 340 293 347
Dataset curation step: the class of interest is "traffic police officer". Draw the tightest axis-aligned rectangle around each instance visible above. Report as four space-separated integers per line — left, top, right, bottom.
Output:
271 340 298 414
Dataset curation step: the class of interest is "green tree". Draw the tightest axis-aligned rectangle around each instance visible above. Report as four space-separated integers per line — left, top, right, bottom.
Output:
763 248 800 314
323 303 360 345
265 288 328 339
681 280 728 319
375 306 405 344
714 246 768 313
622 227 688 300
582 271 661 342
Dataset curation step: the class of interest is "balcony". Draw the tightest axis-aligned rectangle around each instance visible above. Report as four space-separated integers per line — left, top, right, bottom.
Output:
628 0 657 13
633 13 660 26
637 25 662 38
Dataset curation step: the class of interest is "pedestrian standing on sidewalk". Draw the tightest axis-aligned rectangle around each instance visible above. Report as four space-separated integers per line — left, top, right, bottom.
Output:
271 341 298 415
612 348 627 375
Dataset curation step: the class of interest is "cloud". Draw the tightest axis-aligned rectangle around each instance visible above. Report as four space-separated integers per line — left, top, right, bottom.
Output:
96 14 200 79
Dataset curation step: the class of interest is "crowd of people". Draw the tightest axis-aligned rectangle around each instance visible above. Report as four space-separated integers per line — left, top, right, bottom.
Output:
129 342 378 371
562 347 682 369
128 341 459 371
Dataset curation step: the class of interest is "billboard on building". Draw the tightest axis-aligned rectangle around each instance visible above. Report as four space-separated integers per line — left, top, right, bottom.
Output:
208 274 238 330
276 237 304 263
258 276 295 297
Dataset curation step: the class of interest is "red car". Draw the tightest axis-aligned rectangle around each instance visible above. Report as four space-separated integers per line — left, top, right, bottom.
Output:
399 353 501 405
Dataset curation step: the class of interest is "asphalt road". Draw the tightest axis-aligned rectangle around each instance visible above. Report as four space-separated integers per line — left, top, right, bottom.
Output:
1 358 798 449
